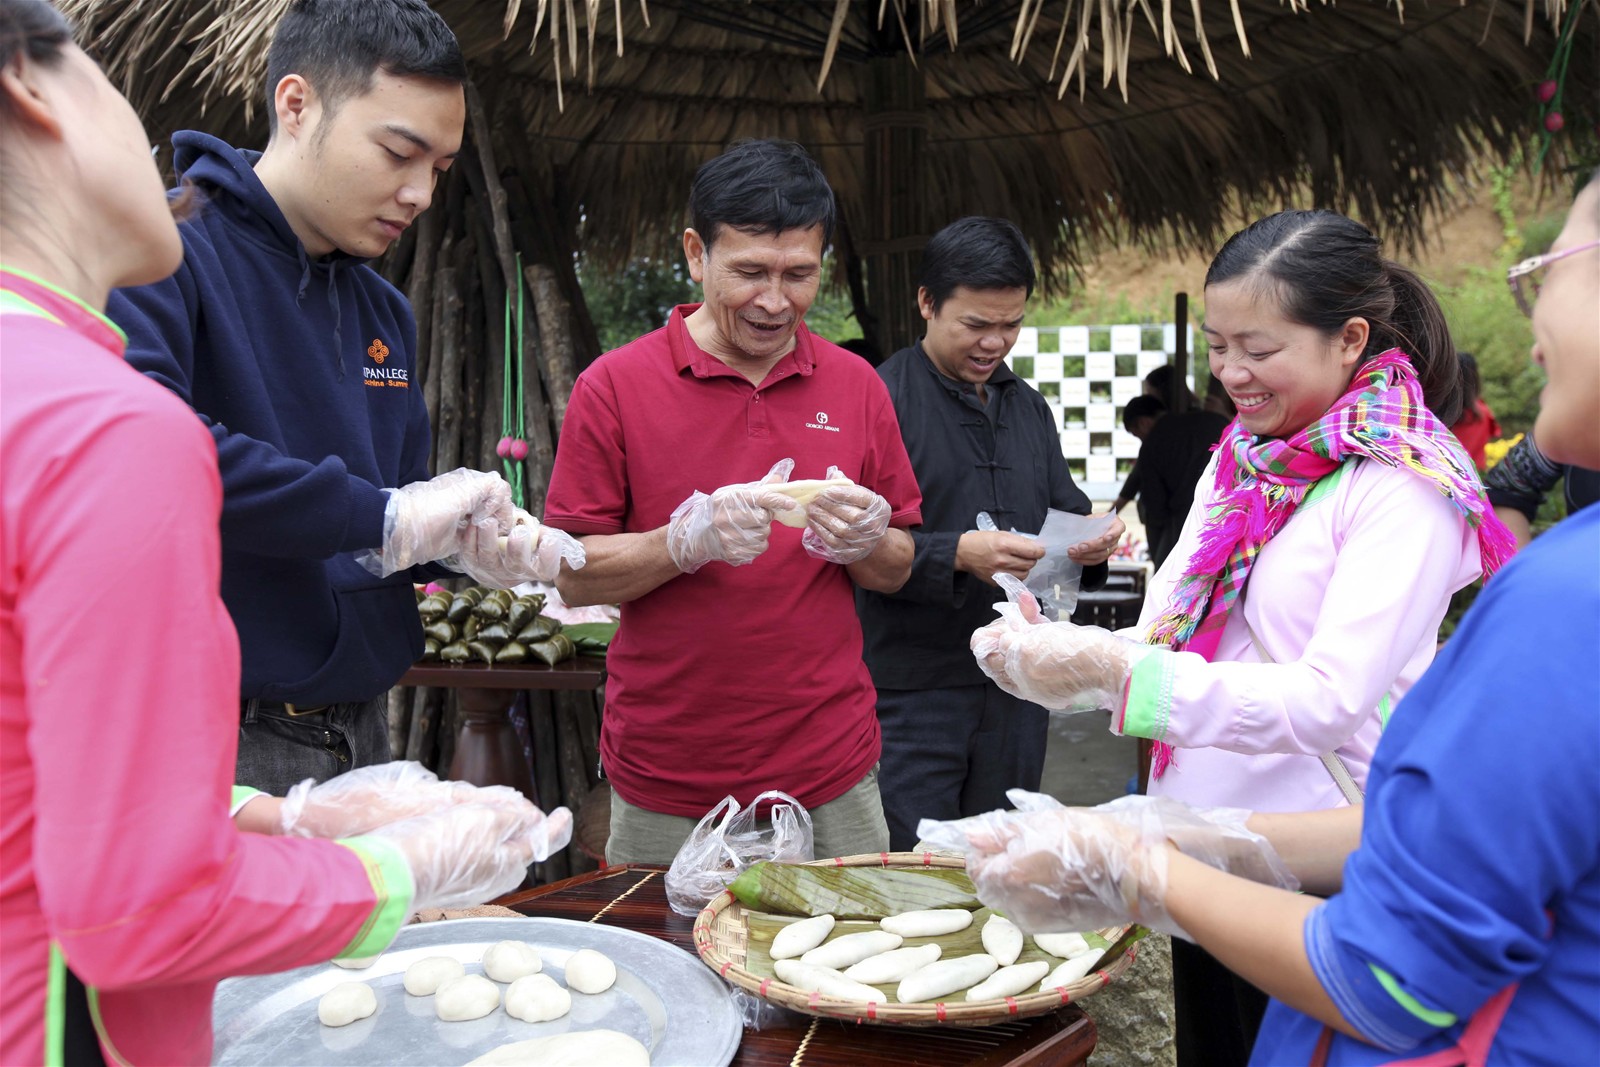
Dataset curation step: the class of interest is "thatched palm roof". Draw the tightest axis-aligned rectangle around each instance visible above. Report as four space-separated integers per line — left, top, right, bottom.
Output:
69 0 1591 348
75 0 1587 256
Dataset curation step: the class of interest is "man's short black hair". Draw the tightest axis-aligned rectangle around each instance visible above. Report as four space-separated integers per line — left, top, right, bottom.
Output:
1122 394 1166 433
690 140 836 252
919 216 1036 313
264 0 465 134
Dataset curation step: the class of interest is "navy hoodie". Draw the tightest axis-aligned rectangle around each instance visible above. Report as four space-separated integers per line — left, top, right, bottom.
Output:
109 131 432 705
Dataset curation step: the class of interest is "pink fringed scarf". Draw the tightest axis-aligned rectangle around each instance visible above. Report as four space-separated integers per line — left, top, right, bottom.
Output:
1143 349 1517 779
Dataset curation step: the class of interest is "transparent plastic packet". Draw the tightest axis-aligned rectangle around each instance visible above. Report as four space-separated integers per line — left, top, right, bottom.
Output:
665 790 814 917
976 509 1117 619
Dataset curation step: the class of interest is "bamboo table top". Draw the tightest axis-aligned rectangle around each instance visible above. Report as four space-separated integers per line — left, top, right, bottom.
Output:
400 655 606 690
497 865 1097 1067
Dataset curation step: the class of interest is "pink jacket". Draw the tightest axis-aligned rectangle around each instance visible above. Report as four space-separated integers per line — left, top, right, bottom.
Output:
1122 452 1482 813
0 270 411 1065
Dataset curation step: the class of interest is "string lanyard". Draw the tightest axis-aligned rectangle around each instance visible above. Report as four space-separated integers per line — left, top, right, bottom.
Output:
496 252 528 509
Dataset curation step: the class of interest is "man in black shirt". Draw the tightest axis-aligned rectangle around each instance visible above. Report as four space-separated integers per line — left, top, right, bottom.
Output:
856 217 1123 850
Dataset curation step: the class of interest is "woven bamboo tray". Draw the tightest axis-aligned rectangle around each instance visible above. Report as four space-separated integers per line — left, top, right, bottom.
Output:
692 852 1140 1027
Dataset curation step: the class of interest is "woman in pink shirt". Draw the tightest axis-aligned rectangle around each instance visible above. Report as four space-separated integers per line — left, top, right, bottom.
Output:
0 5 557 1063
971 209 1513 1063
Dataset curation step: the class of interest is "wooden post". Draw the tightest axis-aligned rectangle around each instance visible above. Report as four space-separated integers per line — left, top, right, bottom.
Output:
860 54 929 358
433 262 463 475
1171 291 1190 415
386 686 409 760
525 264 578 432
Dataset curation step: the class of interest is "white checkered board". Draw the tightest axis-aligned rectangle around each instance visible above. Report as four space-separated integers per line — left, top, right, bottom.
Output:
1007 322 1195 499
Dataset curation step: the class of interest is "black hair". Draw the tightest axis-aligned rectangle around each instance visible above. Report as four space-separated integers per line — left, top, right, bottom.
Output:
689 139 836 252
837 336 881 363
919 216 1036 312
1205 209 1462 424
1122 394 1166 433
0 1 71 89
1143 364 1199 407
264 0 465 134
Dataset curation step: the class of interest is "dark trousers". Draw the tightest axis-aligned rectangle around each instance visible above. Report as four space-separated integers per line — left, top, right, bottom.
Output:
875 683 1049 852
1172 937 1269 1067
236 695 391 796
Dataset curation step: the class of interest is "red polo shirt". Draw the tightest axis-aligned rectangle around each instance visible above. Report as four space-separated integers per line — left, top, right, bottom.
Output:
545 306 923 818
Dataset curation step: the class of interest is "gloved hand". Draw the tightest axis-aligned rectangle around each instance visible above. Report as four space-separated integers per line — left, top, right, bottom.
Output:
369 798 576 911
1002 790 1300 890
916 793 1298 941
666 459 802 573
801 466 892 564
279 761 525 839
971 579 1154 712
362 468 514 577
444 507 587 586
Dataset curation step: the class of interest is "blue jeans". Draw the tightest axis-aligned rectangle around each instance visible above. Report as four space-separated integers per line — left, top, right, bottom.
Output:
236 695 391 796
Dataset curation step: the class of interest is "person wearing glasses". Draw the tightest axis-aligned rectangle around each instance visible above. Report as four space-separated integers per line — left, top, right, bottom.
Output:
964 208 1515 1064
930 171 1600 1065
1484 244 1600 546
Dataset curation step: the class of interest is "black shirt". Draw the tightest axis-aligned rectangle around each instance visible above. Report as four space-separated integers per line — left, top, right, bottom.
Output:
1138 409 1232 529
856 342 1105 690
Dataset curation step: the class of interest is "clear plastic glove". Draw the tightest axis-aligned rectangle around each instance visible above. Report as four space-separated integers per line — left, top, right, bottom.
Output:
801 465 892 565
916 793 1298 941
971 578 1154 712
362 468 515 577
1001 789 1300 890
666 459 802 573
444 507 587 586
279 761 524 839
369 799 576 911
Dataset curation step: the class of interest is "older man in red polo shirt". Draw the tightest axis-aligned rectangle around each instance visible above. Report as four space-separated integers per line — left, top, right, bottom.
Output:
547 140 922 864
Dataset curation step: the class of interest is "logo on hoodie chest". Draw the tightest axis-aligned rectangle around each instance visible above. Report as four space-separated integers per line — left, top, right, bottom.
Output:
363 338 409 388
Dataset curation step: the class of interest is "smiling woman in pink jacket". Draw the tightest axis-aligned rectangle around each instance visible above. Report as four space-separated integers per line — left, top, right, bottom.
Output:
0 5 556 1063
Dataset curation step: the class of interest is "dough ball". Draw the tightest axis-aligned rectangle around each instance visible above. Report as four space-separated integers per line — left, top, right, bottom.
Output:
562 948 617 994
331 954 381 970
483 940 543 983
465 1030 650 1066
317 981 377 1027
403 955 466 996
434 973 500 1022
504 973 571 1023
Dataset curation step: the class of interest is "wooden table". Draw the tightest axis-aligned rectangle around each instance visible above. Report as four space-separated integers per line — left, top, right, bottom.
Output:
399 657 605 796
498 865 1098 1067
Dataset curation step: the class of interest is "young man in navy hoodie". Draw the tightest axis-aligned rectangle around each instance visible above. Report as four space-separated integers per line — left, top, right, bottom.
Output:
109 0 578 794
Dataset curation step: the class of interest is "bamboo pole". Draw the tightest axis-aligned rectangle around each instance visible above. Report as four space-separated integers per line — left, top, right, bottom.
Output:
386 686 409 760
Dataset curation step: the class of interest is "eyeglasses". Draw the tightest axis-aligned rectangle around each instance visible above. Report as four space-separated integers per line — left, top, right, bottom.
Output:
1506 239 1600 317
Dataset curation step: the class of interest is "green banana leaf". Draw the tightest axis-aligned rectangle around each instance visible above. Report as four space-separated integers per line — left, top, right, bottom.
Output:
560 621 618 657
727 862 980 918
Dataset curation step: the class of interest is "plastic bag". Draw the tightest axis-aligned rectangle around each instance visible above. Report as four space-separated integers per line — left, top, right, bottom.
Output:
1026 510 1118 619
664 791 814 916
976 509 1116 619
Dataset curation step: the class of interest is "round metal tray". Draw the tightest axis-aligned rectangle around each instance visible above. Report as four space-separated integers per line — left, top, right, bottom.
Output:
211 917 742 1066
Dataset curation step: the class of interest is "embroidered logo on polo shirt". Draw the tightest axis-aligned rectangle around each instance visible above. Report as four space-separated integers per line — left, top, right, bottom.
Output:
362 337 409 389
806 410 840 433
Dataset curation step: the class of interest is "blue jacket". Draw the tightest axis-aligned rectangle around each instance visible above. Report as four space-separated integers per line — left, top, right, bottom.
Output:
109 131 432 705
